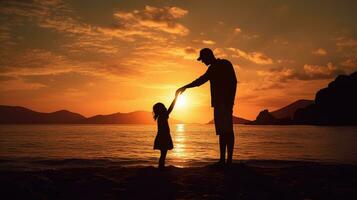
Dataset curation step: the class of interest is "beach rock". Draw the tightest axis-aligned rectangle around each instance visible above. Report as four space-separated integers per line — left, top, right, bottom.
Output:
248 109 279 125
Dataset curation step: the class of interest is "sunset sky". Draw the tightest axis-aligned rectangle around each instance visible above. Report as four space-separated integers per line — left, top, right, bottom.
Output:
1 0 356 123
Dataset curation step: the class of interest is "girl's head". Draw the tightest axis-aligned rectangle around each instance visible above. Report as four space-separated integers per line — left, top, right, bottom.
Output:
153 102 167 120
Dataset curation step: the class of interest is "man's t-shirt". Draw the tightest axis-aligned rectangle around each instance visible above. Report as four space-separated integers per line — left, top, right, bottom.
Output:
189 59 237 107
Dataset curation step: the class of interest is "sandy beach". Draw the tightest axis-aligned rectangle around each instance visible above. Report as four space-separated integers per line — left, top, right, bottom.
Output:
0 159 356 199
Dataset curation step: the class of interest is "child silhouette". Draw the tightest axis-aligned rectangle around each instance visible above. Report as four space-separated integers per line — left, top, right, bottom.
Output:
153 93 178 169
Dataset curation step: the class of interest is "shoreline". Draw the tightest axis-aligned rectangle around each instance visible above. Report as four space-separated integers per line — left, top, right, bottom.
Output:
1 157 356 170
1 159 356 199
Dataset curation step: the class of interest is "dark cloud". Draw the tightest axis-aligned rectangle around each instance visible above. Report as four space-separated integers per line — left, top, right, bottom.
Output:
20 71 101 89
260 62 345 82
227 47 274 65
0 49 67 69
184 46 196 54
0 75 16 81
341 58 357 68
111 5 189 36
103 63 142 77
253 82 285 90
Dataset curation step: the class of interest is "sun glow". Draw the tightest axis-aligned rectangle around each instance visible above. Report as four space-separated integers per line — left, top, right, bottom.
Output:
176 94 186 108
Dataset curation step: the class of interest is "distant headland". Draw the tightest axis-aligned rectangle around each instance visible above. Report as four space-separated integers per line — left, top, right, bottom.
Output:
248 71 357 126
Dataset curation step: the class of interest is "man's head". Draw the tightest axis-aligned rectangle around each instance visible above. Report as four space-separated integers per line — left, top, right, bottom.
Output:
197 48 216 66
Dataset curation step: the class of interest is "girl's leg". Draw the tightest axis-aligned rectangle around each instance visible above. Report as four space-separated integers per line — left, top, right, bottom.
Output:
159 149 167 169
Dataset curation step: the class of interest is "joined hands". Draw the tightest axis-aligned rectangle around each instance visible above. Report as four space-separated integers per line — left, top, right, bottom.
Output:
176 87 186 96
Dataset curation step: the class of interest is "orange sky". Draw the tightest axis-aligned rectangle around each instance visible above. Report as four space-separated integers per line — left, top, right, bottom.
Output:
0 0 356 123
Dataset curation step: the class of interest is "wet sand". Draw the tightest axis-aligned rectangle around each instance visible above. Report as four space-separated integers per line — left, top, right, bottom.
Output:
0 159 356 199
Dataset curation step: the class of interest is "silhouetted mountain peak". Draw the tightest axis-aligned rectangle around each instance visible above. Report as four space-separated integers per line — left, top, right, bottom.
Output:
52 109 70 113
256 109 276 123
0 105 31 111
271 99 314 119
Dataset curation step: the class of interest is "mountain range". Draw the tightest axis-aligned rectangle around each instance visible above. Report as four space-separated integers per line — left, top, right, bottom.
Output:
0 105 180 124
0 102 308 125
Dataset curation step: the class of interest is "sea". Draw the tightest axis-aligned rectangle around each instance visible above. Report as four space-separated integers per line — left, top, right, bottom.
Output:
0 124 356 169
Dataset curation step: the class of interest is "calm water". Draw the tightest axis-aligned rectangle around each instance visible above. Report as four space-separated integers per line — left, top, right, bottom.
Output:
0 124 357 167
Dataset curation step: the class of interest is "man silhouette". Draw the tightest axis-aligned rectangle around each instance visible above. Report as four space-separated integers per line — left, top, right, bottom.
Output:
176 48 237 165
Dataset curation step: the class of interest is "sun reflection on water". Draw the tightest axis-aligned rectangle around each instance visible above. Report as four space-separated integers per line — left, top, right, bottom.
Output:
176 124 185 132
172 124 186 160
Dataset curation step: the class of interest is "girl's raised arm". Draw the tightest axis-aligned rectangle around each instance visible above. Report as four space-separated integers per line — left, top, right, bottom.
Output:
167 93 179 115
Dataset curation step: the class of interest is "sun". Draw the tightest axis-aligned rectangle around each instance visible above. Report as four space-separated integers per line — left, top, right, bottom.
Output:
176 94 186 108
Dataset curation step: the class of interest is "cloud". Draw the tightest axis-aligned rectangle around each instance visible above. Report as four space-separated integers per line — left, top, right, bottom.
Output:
0 1 190 57
312 48 327 56
66 5 190 54
251 82 284 91
0 1 193 82
151 46 198 60
0 49 72 74
202 40 216 45
336 37 357 47
277 59 295 64
0 75 16 82
213 48 228 57
0 79 46 92
111 5 189 36
0 0 75 31
257 68 295 82
227 47 274 64
61 37 121 55
272 38 289 45
258 62 345 82
242 34 260 40
21 71 101 89
303 62 344 79
0 25 16 46
0 0 115 52
0 48 141 82
234 27 242 33
340 58 357 67
184 46 197 54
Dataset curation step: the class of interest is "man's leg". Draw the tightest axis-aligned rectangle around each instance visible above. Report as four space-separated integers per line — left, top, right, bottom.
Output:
226 131 235 164
214 107 225 164
225 105 234 165
219 134 226 163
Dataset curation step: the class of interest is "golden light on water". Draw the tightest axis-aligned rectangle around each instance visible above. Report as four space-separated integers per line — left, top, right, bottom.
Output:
176 124 185 132
172 124 186 159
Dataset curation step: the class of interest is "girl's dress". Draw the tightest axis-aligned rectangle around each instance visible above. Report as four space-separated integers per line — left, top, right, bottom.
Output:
154 112 173 150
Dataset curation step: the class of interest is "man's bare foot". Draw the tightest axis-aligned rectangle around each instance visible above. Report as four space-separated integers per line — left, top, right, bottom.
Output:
209 160 225 168
158 164 165 170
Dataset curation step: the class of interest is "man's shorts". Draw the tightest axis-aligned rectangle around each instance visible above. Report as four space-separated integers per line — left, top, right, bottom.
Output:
213 105 234 135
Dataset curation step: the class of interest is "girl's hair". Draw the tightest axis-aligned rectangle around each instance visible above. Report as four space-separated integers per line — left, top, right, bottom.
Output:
153 102 167 121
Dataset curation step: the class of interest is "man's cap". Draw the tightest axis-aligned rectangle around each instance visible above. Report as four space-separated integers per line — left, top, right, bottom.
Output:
197 48 214 61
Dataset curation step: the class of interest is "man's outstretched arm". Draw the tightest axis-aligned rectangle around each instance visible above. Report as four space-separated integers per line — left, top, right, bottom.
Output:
176 71 210 95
